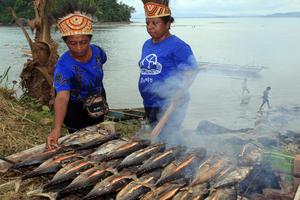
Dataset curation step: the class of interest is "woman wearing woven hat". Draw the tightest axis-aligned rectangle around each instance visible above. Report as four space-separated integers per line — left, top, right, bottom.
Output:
139 0 198 143
46 2 108 150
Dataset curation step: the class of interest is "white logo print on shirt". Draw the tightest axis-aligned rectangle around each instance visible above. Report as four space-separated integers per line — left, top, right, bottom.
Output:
140 54 162 75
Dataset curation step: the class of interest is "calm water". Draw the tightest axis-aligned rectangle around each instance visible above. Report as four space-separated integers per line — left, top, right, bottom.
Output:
0 18 300 130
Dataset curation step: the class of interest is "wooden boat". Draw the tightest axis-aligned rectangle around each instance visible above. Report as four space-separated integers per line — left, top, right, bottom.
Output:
199 61 266 77
105 107 145 121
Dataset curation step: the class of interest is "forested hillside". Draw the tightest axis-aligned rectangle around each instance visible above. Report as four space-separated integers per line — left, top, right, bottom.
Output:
0 0 135 24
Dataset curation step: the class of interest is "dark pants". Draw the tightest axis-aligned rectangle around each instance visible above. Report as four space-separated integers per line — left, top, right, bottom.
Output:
64 90 107 133
64 101 104 133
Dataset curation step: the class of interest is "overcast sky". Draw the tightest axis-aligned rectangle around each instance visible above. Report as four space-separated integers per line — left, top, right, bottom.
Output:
120 0 300 18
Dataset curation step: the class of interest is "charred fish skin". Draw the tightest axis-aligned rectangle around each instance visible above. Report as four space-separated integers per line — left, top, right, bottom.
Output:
207 188 237 200
88 139 129 162
213 167 252 189
43 160 96 192
10 148 61 170
136 146 186 177
173 183 209 200
117 143 166 171
56 165 115 200
191 156 229 186
76 132 121 150
56 159 122 199
116 170 162 200
103 139 151 161
21 149 93 180
156 148 207 187
140 178 187 200
82 173 135 200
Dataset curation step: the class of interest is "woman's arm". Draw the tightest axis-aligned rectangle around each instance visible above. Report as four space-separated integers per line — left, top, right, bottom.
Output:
46 91 70 151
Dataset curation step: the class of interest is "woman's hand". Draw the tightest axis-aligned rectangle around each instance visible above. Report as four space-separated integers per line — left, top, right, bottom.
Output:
45 129 60 151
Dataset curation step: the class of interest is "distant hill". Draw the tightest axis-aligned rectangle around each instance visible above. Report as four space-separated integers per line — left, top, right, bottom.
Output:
264 12 300 17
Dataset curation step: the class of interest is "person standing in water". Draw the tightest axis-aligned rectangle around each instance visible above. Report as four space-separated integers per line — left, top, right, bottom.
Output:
242 78 250 94
259 86 271 111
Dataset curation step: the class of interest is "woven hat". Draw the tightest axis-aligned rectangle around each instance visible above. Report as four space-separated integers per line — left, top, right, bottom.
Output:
57 11 93 37
142 0 171 18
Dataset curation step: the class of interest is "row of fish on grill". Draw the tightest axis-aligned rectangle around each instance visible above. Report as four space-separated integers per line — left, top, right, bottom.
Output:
8 124 261 200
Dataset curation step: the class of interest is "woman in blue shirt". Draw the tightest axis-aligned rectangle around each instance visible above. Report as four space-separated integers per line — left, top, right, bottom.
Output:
139 0 198 143
46 3 108 150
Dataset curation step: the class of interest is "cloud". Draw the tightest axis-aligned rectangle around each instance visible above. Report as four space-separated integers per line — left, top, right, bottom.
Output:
121 0 300 17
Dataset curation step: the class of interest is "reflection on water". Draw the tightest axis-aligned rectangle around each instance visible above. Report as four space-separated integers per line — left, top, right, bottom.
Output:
0 18 300 130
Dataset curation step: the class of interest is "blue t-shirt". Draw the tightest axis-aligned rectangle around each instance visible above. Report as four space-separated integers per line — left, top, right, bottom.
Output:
54 44 107 102
138 35 198 107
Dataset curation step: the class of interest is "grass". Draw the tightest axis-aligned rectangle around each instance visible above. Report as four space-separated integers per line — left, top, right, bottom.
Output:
0 85 142 199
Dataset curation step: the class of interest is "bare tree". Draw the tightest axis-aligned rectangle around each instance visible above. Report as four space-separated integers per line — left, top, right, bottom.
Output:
9 0 58 106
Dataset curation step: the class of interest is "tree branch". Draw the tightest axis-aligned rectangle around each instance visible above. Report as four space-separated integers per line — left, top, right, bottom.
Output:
8 7 34 52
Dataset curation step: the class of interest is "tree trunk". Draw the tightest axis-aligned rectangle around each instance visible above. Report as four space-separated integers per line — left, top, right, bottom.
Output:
10 0 58 106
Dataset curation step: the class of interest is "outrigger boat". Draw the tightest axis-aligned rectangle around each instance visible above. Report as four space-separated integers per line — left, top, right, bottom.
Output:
199 61 266 77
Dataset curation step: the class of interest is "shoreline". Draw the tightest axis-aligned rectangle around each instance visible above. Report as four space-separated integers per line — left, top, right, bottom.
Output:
0 21 134 27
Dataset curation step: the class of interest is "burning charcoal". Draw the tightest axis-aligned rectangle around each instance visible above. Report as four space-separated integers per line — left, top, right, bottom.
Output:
263 188 294 200
239 164 281 198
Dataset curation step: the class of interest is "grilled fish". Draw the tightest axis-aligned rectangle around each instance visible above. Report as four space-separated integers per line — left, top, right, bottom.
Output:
156 147 206 186
116 170 162 200
56 164 117 200
207 188 237 200
22 149 93 180
88 139 129 161
191 156 229 186
136 146 186 177
82 172 135 200
103 139 151 161
43 159 96 192
140 178 187 200
61 129 120 150
117 144 166 171
213 167 252 188
173 183 209 200
10 148 62 170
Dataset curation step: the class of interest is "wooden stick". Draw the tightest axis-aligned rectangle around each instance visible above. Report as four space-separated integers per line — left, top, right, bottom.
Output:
295 184 300 200
150 102 175 138
8 7 34 52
